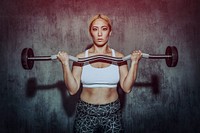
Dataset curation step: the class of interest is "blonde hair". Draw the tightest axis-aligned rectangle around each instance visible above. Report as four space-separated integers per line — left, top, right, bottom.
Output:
88 14 112 32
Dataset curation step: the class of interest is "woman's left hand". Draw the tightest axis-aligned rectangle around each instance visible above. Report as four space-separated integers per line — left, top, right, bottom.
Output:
130 50 142 64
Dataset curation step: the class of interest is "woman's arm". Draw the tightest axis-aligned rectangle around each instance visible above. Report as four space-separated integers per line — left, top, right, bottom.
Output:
119 51 142 93
57 52 82 95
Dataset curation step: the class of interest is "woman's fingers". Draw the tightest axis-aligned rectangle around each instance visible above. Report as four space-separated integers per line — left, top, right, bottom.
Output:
131 50 142 62
57 51 69 65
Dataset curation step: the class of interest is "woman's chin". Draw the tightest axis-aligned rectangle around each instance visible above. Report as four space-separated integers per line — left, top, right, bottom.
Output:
93 41 108 47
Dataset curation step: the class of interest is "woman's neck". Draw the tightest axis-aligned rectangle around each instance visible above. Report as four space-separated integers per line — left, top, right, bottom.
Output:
91 44 110 54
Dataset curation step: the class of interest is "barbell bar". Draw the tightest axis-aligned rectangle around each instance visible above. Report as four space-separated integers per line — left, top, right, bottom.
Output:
21 46 178 70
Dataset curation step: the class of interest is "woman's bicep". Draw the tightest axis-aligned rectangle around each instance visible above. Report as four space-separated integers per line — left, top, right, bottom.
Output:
71 52 84 89
72 65 82 89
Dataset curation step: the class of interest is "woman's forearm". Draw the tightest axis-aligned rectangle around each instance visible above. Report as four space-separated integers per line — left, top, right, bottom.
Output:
122 62 139 93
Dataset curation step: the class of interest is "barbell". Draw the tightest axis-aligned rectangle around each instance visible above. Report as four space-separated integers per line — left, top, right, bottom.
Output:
21 46 178 70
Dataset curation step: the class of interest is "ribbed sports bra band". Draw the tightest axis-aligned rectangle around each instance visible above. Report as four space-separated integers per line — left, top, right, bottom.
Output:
81 49 120 88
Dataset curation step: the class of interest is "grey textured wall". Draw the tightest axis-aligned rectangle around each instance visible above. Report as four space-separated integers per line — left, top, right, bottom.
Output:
0 0 200 133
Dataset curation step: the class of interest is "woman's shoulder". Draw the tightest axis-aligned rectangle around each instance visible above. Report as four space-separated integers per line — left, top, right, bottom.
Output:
76 51 85 58
113 49 124 58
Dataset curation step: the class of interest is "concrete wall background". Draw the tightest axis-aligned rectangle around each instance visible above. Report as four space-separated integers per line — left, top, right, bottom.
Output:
0 0 200 132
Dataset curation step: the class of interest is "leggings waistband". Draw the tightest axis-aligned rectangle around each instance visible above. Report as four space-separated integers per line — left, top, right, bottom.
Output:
76 99 121 116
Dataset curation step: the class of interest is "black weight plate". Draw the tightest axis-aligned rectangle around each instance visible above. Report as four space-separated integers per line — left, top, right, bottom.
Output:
171 46 178 67
165 46 172 67
165 46 178 67
21 48 34 70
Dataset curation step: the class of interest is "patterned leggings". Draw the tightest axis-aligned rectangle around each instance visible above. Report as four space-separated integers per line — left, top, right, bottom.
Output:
74 99 123 133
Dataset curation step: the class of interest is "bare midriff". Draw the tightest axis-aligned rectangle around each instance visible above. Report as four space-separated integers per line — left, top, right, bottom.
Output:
80 88 119 105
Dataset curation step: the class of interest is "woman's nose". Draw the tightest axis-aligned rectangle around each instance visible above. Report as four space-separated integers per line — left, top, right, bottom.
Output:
98 30 102 36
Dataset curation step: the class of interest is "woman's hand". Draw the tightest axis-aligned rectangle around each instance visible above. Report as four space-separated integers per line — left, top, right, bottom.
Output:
57 51 69 66
130 50 142 65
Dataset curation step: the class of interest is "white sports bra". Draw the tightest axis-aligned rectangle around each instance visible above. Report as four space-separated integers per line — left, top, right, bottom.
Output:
81 49 120 88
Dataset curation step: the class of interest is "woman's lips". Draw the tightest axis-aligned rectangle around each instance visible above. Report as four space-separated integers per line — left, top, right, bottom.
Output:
97 38 103 41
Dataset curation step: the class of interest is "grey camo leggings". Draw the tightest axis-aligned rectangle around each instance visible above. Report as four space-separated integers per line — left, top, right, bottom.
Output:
74 99 123 133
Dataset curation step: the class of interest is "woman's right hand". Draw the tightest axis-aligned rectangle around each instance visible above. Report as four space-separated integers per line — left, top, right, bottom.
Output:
57 51 69 66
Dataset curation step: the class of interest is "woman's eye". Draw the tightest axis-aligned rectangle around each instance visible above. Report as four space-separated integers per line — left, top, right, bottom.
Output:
92 28 98 31
103 28 108 31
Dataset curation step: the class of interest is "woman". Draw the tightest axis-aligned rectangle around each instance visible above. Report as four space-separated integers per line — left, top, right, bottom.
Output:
57 14 142 133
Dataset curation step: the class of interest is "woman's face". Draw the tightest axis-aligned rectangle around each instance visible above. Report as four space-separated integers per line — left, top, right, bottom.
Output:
90 18 111 47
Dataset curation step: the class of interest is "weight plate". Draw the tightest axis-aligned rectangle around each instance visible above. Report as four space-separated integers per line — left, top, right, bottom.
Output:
21 48 34 70
165 46 178 67
171 46 178 67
